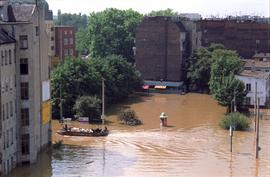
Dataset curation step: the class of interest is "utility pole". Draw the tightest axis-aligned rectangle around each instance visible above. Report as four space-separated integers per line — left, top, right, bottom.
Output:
59 85 63 123
254 82 257 132
256 97 260 159
233 89 236 112
230 125 233 152
101 78 105 125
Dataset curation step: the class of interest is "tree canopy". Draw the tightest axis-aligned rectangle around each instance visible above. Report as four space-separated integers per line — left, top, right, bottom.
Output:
55 10 88 31
73 96 101 119
211 74 246 108
148 8 179 16
83 8 143 62
51 55 143 118
209 49 246 109
187 44 246 109
187 43 225 92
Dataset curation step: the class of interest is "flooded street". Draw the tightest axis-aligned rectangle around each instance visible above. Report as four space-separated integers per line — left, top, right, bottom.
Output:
8 93 270 177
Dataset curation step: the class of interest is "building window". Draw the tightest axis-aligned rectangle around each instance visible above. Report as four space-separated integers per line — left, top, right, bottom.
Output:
14 49 16 63
35 26 39 36
9 77 13 91
6 102 8 119
6 130 9 148
64 30 67 35
2 104 5 120
51 27 54 32
51 37 54 41
69 38 73 45
245 97 251 105
70 30 73 35
21 82 29 100
21 108 29 126
5 50 7 65
246 83 251 91
69 49 73 56
10 101 13 117
51 46 54 50
19 35 28 49
20 58 28 75
64 49 68 56
8 50 12 64
1 50 3 66
21 134 30 155
10 127 13 145
64 38 68 45
3 131 5 149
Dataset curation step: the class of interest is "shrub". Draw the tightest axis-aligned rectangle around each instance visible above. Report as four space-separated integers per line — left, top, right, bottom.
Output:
219 112 251 131
118 109 142 126
73 96 101 120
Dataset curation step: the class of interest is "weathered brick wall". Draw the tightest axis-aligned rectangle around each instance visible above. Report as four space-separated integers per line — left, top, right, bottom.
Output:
197 20 270 58
135 17 183 82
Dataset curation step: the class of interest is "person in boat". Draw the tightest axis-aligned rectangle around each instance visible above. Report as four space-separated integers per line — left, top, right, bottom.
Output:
63 124 68 131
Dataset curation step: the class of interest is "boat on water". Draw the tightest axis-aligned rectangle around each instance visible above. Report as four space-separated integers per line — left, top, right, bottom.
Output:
57 126 109 137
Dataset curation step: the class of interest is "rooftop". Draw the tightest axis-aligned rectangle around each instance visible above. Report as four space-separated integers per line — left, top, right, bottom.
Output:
12 4 35 22
0 29 15 45
253 53 270 59
243 59 270 69
238 70 270 80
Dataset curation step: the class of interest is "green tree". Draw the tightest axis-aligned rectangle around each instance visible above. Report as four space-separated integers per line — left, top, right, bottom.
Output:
219 112 250 130
73 96 101 120
88 55 143 103
51 55 143 119
86 8 143 62
186 43 225 92
209 50 245 109
148 8 179 16
55 11 88 31
187 48 212 92
211 74 246 109
76 28 90 55
51 58 101 117
209 49 243 93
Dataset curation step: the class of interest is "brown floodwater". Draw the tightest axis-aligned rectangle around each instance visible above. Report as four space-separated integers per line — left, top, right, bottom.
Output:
8 93 270 177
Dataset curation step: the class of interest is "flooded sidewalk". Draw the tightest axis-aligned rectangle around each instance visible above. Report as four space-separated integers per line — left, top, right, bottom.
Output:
8 93 270 177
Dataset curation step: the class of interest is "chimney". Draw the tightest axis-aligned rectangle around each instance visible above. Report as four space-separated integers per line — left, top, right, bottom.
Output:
251 61 256 72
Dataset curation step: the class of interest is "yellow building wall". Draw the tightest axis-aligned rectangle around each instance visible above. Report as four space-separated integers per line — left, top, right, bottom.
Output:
42 100 51 125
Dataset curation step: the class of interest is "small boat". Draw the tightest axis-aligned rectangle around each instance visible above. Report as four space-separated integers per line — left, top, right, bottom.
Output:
57 127 109 137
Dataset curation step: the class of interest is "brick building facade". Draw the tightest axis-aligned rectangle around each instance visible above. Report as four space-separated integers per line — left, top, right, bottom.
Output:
54 26 76 61
135 17 188 82
197 19 270 59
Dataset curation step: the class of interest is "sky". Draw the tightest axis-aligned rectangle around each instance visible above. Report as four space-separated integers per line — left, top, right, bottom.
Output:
46 0 269 17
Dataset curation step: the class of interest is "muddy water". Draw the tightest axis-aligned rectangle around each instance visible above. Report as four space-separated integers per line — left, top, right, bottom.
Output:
8 93 270 177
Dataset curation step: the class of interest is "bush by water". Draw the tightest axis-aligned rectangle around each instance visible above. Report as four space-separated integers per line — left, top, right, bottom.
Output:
219 112 250 131
118 109 142 126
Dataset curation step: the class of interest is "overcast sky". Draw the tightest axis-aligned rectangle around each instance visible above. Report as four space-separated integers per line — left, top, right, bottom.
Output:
46 0 269 17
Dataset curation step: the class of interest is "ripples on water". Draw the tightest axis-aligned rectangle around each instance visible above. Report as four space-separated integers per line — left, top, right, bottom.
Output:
8 94 270 177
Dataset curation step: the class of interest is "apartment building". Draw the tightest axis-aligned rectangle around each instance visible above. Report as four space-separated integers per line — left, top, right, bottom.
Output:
0 29 17 176
0 0 52 175
135 16 201 83
196 18 270 59
54 26 76 63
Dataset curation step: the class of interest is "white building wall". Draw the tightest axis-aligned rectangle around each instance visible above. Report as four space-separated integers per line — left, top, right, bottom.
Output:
236 75 269 106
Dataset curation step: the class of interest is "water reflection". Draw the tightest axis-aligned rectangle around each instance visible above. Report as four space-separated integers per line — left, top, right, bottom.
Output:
8 93 270 177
